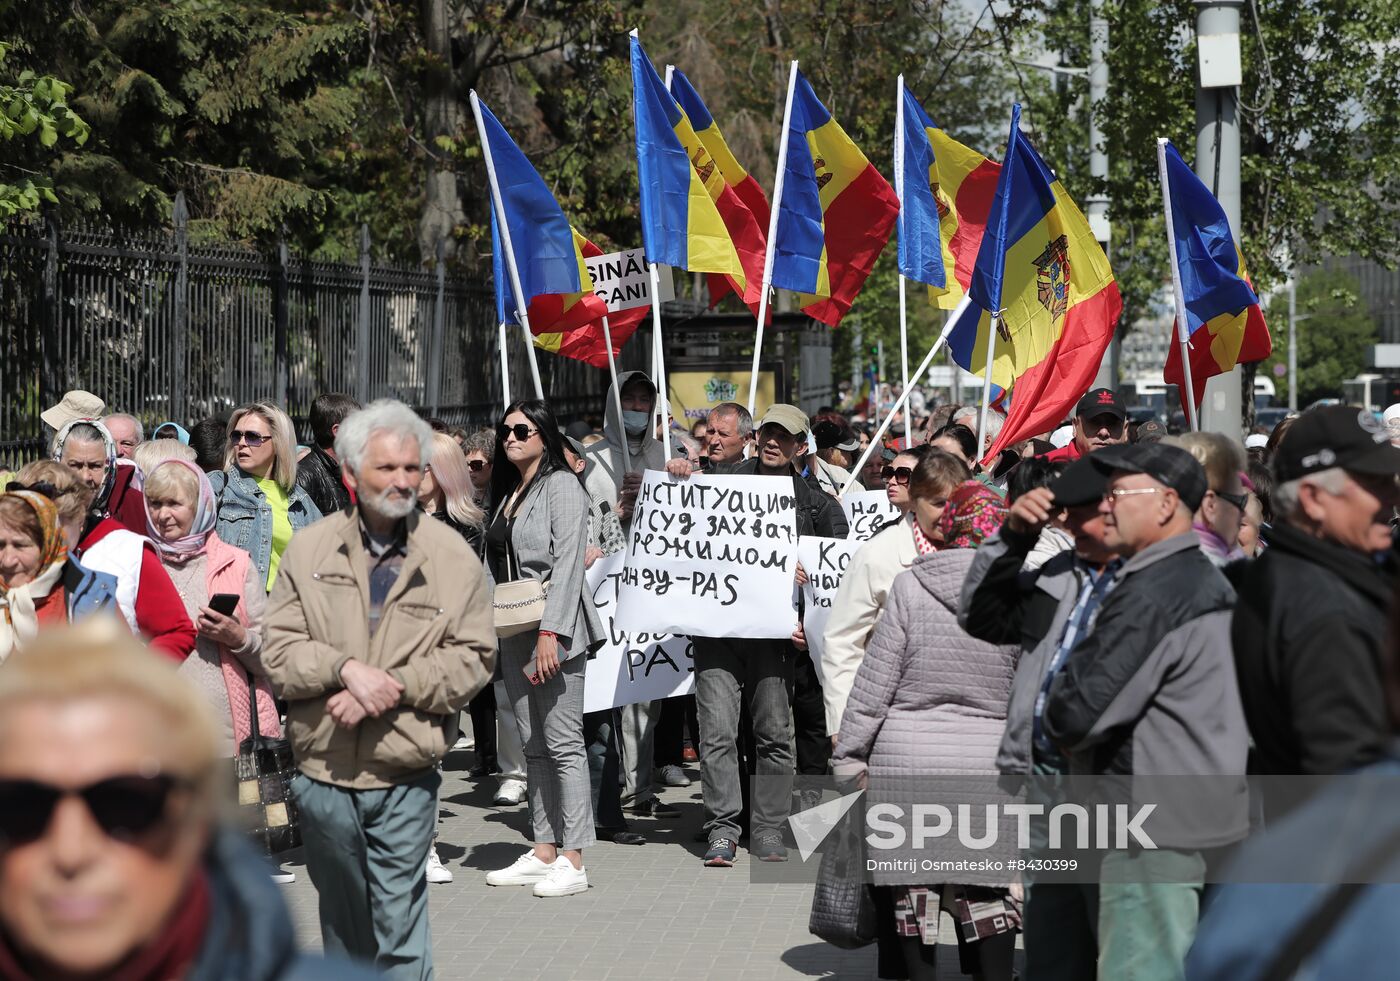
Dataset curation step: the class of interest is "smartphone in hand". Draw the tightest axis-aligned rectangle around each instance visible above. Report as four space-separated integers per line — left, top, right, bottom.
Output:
523 656 540 685
209 593 240 617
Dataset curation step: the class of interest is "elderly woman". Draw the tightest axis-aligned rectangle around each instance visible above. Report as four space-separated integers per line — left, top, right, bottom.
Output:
52 418 148 534
144 460 277 758
209 401 322 592
483 399 604 898
0 487 119 660
13 460 193 660
833 475 1021 981
0 621 374 980
822 448 969 741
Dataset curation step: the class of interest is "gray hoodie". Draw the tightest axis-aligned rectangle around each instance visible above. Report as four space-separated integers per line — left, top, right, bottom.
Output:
580 369 668 514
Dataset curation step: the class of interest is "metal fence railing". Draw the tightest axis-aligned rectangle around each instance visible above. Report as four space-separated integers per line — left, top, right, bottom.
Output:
1 194 634 464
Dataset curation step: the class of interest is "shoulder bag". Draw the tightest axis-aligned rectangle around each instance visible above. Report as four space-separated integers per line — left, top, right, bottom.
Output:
493 481 550 638
234 672 302 855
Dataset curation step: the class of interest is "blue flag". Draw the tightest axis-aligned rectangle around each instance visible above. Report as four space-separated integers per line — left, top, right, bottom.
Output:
895 84 945 289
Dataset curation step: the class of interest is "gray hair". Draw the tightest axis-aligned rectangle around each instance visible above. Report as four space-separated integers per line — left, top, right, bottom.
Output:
1273 467 1349 521
953 406 1002 440
462 427 496 458
103 413 144 441
709 402 754 438
334 399 434 477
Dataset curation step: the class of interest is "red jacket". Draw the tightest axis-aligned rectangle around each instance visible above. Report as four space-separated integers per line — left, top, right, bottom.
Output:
79 519 196 661
1041 440 1085 463
107 464 150 535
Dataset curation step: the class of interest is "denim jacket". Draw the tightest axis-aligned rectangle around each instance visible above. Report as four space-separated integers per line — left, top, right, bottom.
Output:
209 468 323 589
64 556 120 621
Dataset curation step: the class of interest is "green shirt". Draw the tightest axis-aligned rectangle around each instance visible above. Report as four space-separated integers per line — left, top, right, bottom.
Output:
257 477 294 591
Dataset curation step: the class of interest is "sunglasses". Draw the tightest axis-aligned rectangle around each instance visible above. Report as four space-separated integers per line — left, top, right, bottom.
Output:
882 465 914 485
228 430 271 447
496 423 539 443
0 774 188 845
1214 488 1249 511
467 459 488 472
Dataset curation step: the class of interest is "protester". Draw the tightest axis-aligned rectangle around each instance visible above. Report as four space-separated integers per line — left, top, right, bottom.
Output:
822 446 961 740
482 399 603 897
210 402 323 592
462 429 495 506
1166 431 1249 566
809 416 863 495
833 480 1019 981
1237 480 1266 557
1041 388 1129 462
0 621 376 981
0 486 119 659
419 432 486 554
103 413 143 460
1231 406 1400 786
17 458 195 661
263 399 494 973
189 416 230 473
132 437 197 476
929 423 978 469
1003 457 1070 570
860 443 892 490
295 393 360 516
39 389 103 435
53 419 148 534
951 405 1003 459
152 420 191 443
1042 443 1249 979
959 454 1117 980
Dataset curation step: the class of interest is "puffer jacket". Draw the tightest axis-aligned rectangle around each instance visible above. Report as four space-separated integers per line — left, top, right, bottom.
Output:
832 548 1019 780
210 468 322 589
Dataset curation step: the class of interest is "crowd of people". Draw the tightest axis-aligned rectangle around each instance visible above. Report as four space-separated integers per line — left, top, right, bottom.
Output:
0 375 1396 981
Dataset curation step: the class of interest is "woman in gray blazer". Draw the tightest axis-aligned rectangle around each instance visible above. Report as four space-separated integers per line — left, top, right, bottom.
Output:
482 399 604 899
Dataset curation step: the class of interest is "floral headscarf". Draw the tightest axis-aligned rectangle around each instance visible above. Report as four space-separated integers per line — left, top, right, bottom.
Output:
51 417 118 512
938 480 1007 549
0 491 69 661
144 459 218 564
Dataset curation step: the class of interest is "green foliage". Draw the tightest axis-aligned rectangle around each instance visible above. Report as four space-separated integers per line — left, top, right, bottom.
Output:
0 40 89 218
1261 268 1379 405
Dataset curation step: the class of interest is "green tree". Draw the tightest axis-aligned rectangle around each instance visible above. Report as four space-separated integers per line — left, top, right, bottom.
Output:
1262 268 1378 405
0 38 89 217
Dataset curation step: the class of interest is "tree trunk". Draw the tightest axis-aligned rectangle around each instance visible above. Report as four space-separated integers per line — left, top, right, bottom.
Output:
418 0 465 264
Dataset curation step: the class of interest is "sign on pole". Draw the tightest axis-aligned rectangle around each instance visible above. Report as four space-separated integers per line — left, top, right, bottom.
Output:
583 249 675 313
841 489 902 542
796 536 860 683
583 553 694 713
615 471 800 639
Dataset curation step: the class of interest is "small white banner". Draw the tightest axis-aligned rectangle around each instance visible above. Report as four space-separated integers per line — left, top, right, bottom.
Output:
584 248 675 313
796 537 860 683
582 552 693 714
841 489 902 542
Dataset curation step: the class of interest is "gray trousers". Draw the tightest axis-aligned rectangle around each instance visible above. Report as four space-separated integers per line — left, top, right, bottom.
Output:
693 637 795 841
293 770 440 981
493 679 527 782
619 698 660 806
499 635 596 850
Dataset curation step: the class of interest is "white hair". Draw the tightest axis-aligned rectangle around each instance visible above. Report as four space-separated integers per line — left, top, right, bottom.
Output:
1273 467 1348 521
103 413 144 441
953 406 1002 439
334 399 433 477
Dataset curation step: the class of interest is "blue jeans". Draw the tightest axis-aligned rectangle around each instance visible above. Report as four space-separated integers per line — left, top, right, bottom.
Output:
293 770 440 981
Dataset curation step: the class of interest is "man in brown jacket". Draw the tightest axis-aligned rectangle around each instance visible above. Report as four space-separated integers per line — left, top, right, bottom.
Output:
264 399 495 980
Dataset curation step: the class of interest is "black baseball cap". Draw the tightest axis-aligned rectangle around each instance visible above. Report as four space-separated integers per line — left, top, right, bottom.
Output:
813 420 860 452
1075 388 1127 421
1273 405 1400 482
1134 419 1167 444
1090 443 1208 511
1050 456 1108 509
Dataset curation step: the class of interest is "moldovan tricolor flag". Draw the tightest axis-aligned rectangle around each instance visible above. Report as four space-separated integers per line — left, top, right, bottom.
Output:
770 69 900 327
668 67 769 320
947 104 1121 461
895 82 1001 311
479 95 609 339
1159 139 1271 415
631 36 746 289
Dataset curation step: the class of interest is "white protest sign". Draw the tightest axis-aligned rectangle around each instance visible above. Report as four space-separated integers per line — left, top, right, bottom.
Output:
615 471 799 639
842 489 901 541
583 248 675 313
583 552 693 714
797 537 860 684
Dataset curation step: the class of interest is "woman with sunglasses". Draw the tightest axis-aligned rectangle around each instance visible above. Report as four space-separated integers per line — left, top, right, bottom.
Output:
209 402 322 592
832 477 1020 981
0 621 376 980
822 447 969 743
483 400 604 898
1166 431 1249 566
419 432 486 557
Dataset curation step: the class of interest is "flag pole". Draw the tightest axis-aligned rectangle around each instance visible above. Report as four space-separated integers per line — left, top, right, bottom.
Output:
843 296 971 495
1157 137 1200 432
601 314 631 472
976 313 999 456
470 89 544 401
748 60 799 415
894 74 912 449
498 322 512 413
648 262 673 461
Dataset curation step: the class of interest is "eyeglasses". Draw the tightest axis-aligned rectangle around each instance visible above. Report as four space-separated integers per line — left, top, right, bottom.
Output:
0 774 189 845
496 423 538 443
1214 488 1248 511
228 430 271 447
466 459 488 472
882 466 914 485
1105 487 1164 506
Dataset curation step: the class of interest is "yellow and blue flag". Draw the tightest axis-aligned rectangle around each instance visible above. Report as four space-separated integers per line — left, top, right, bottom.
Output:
770 69 900 327
1159 139 1271 414
947 104 1121 460
630 37 745 286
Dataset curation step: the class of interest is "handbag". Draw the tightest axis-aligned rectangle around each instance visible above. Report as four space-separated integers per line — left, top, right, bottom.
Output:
234 672 302 856
493 485 550 638
808 792 878 949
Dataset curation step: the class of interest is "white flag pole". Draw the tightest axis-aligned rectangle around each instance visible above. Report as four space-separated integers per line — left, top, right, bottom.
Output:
648 263 673 461
498 322 512 413
1157 137 1200 432
975 312 1000 456
894 74 912 449
601 314 631 472
470 89 544 400
747 60 800 416
842 295 971 495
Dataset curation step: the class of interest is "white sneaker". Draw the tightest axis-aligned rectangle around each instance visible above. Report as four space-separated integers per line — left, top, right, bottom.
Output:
532 857 588 897
424 846 453 884
269 867 296 884
452 734 474 751
486 850 554 887
492 778 527 806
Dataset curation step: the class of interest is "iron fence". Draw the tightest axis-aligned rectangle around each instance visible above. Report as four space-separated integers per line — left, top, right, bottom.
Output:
0 193 637 464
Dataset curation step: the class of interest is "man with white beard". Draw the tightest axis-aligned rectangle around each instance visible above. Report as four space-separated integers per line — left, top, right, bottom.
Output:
264 399 496 979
